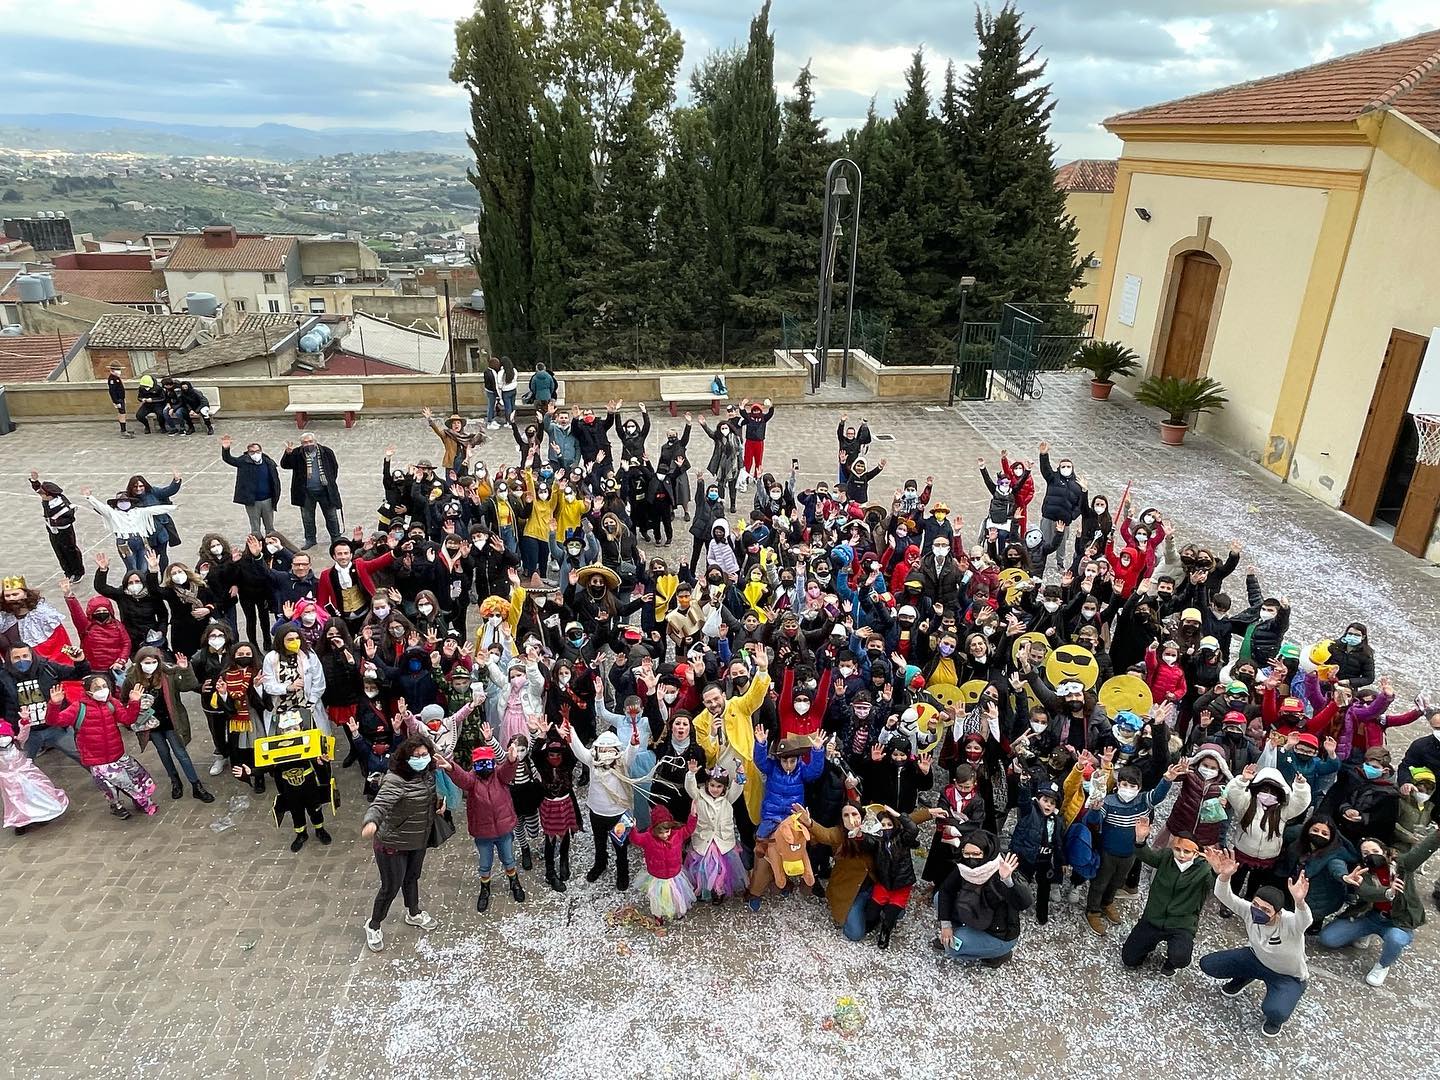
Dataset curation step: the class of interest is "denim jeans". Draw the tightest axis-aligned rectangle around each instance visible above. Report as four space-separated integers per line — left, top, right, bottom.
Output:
942 927 1017 960
501 389 516 418
149 728 199 784
1199 947 1306 1025
24 724 81 765
474 833 516 879
842 887 874 941
485 390 499 423
1318 911 1414 967
121 535 149 574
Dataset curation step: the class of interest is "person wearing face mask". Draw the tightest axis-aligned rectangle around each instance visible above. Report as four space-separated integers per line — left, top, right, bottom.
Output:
360 735 441 951
1223 764 1311 904
220 435 282 538
261 624 327 739
1393 767 1435 855
656 419 694 520
1120 827 1215 975
190 622 238 778
1235 586 1291 668
1320 745 1400 848
156 563 217 659
1161 745 1233 850
90 552 168 652
1034 441 1083 571
45 674 159 819
916 537 963 617
59 579 130 679
1327 622 1374 689
26 472 85 582
1276 815 1356 932
1083 760 1183 935
232 708 336 852
79 485 178 575
0 716 69 834
121 646 213 804
933 829 1032 965
1007 778 1067 925
1144 639 1188 705
650 712 708 825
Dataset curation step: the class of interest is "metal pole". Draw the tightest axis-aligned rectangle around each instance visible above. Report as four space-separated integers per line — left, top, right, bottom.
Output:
815 160 840 389
839 160 861 389
949 285 969 408
442 276 457 414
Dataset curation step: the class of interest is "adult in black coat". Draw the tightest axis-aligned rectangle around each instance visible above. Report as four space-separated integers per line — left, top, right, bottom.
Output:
279 433 343 550
1037 441 1084 572
915 544 965 616
219 434 282 538
92 555 167 650
935 828 1033 962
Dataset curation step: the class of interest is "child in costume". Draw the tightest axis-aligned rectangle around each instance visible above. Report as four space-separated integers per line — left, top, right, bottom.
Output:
233 711 337 852
683 760 746 902
407 700 474 814
444 734 528 913
0 720 69 833
632 805 698 922
507 727 545 874
535 728 580 892
46 674 158 819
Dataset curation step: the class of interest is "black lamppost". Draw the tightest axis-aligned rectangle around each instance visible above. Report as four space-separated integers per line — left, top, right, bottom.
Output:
439 269 458 414
948 275 977 407
815 158 862 388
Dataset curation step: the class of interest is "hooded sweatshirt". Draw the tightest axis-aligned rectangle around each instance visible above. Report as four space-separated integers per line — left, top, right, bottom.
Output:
66 594 132 670
1225 766 1311 862
705 519 739 576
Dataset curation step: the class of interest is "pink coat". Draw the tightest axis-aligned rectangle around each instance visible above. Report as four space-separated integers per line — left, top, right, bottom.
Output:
632 812 698 879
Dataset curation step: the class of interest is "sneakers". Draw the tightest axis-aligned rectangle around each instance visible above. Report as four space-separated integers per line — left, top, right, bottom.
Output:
747 897 762 912
110 804 132 820
1260 1019 1284 1039
1220 979 1247 997
1085 912 1107 937
365 924 384 952
1365 963 1390 987
1065 885 1083 904
1114 887 1140 900
405 910 439 931
208 755 225 777
1101 904 1123 925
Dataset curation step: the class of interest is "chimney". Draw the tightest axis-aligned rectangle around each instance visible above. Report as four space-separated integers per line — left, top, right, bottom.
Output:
202 225 238 249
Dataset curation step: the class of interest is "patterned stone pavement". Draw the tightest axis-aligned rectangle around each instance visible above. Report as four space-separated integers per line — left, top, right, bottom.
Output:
0 381 1434 1079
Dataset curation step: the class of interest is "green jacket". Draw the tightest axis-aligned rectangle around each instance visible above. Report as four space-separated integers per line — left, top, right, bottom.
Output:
1135 842 1216 932
1354 826 1440 931
1393 796 1434 853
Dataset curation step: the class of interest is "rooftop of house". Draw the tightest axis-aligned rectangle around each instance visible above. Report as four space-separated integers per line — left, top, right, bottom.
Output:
1054 159 1118 194
447 303 485 341
162 226 297 273
87 314 203 350
0 269 164 306
0 333 81 381
1106 28 1440 136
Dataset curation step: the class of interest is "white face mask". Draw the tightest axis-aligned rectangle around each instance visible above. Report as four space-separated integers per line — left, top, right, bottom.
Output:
1259 609 1276 622
487 615 502 627
1059 466 1073 477
1197 764 1219 780
208 635 227 650
558 674 571 688
91 686 111 702
139 660 159 675
1414 791 1431 805
210 544 224 556
300 612 317 626
265 542 280 554
249 452 263 463
126 583 144 596
794 700 811 716
662 691 679 704
1030 720 1047 733
170 572 186 585
1042 601 1060 612
1173 856 1196 872
1117 785 1139 802
372 606 391 620
418 604 433 616
838 666 854 679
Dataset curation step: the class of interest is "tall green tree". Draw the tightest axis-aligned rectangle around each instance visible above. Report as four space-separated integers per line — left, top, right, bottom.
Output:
842 101 902 351
702 2 781 326
529 93 594 347
572 97 665 364
655 106 721 359
955 2 1081 314
452 0 535 361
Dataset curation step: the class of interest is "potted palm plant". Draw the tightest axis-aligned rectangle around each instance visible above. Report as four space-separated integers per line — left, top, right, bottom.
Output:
1133 375 1229 445
1070 340 1141 400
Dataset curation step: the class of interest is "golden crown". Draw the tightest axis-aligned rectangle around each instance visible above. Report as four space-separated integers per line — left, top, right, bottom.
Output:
2 576 27 590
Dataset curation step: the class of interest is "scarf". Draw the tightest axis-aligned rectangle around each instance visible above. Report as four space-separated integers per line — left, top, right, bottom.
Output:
333 564 354 590
955 856 1004 886
222 668 255 733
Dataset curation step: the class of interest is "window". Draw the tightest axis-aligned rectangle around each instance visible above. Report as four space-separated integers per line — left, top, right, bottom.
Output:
267 298 282 313
129 350 156 375
309 297 326 314
263 273 278 285
234 298 247 313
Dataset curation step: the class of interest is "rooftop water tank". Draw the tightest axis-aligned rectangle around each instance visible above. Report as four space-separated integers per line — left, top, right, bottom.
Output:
298 323 333 353
468 289 485 312
15 275 45 303
185 291 220 318
35 273 56 301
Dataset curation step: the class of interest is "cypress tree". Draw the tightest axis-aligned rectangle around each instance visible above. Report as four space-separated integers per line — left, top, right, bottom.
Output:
655 106 722 361
529 93 593 352
956 2 1081 314
452 0 535 360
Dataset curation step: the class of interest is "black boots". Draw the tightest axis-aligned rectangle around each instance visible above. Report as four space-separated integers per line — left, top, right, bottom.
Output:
545 839 566 893
476 882 491 913
559 836 571 881
521 845 533 871
253 773 266 795
509 874 526 903
192 782 215 803
170 778 183 800
616 852 630 892
316 827 332 845
876 904 902 950
291 830 308 852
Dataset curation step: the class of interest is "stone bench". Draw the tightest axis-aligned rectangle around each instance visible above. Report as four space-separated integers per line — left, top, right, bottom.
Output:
659 373 728 417
285 383 364 429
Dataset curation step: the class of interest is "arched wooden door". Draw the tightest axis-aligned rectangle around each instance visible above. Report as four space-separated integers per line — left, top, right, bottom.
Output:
1159 251 1221 381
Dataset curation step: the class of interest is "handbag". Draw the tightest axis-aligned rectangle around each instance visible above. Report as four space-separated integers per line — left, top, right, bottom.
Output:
1198 797 1227 824
427 808 456 849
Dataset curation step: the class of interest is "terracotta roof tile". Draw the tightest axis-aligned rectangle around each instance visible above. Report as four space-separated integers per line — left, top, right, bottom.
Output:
0 269 165 306
87 314 203 350
448 303 485 341
0 333 80 381
1106 28 1440 136
1055 159 1117 194
163 233 296 273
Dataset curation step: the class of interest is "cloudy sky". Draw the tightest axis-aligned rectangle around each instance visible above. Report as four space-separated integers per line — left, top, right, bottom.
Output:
2 0 1436 158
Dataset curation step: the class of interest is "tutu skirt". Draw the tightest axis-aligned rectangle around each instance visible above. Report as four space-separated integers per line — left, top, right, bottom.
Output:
642 871 697 920
684 841 747 899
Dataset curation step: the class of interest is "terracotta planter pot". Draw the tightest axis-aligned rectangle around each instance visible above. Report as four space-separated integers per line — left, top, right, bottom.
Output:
1159 420 1189 446
1089 379 1114 400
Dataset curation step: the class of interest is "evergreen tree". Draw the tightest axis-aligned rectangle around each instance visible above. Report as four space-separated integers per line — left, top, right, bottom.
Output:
703 2 781 326
956 2 1081 315
655 106 722 361
573 97 665 365
529 93 593 350
842 101 902 353
452 0 535 361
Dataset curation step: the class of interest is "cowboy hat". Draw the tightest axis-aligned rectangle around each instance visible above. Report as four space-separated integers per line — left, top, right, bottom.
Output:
578 564 620 590
516 572 558 594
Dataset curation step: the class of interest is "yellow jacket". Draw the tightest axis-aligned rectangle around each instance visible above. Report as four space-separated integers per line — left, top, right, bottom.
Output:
554 490 586 538
695 671 771 824
1062 760 1114 824
521 470 562 541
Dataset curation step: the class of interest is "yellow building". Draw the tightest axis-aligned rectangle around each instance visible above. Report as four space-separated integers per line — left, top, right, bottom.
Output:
1055 159 1116 309
1096 29 1440 559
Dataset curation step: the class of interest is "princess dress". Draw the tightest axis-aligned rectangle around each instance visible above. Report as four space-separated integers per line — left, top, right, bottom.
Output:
0 738 68 828
683 841 747 900
642 869 698 921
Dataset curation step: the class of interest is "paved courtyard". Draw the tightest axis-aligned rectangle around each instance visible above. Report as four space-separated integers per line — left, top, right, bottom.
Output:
0 376 1435 1079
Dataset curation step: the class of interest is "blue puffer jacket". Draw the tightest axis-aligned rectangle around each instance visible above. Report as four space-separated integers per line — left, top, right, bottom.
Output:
754 739 825 835
1038 452 1084 523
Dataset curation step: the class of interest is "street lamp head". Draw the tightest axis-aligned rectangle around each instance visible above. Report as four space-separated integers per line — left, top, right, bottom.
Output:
831 221 844 240
959 276 977 288
831 175 851 198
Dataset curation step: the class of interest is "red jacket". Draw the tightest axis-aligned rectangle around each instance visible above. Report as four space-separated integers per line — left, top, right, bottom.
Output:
632 812 698 878
67 594 131 670
46 691 139 766
1144 645 1187 702
1106 540 1146 597
999 454 1035 531
779 666 834 740
446 757 517 839
316 551 395 613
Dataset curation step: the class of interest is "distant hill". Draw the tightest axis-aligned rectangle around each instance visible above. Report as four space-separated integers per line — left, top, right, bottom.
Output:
0 114 469 160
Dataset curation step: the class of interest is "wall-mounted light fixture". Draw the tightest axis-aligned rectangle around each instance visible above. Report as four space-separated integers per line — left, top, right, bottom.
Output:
1134 207 1152 222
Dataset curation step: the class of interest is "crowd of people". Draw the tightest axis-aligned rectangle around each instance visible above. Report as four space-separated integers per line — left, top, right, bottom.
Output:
3 391 1439 1040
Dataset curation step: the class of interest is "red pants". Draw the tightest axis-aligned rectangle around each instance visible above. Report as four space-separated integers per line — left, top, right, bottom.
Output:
870 882 912 907
743 438 765 472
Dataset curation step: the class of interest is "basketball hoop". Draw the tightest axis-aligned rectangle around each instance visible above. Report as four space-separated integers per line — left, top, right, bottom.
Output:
1415 413 1440 466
